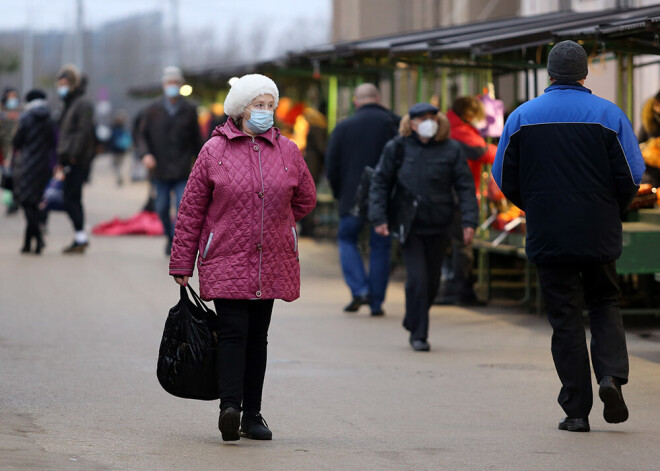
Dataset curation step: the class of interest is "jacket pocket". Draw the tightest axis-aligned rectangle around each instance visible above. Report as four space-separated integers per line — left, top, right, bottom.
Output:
291 226 298 252
202 232 214 259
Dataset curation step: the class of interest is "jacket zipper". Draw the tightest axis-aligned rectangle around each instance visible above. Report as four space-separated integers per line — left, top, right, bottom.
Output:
256 137 265 297
202 232 214 259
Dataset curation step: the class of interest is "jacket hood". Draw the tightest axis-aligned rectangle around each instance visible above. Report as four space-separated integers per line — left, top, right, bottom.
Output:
24 99 50 120
212 116 281 144
641 97 660 138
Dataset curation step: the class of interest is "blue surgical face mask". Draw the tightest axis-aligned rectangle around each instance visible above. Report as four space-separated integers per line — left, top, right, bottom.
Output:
164 85 180 98
246 109 274 134
57 86 69 99
5 97 19 110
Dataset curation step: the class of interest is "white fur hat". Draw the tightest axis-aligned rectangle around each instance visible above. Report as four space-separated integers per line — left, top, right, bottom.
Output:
223 74 279 118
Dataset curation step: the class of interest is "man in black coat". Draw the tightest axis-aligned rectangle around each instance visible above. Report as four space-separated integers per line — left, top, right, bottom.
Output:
138 66 202 256
55 64 96 254
325 84 399 316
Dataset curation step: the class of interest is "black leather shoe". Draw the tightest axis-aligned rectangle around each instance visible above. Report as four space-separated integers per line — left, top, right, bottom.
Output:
410 339 430 352
344 295 369 312
240 411 272 440
62 240 88 254
218 407 241 441
599 376 629 424
370 309 385 317
558 417 590 432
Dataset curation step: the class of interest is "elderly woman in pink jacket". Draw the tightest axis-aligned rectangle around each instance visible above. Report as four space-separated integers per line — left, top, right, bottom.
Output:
169 74 316 442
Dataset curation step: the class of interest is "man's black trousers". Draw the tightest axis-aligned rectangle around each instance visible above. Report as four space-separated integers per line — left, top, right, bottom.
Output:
536 261 629 419
63 164 86 232
213 299 274 413
401 233 449 341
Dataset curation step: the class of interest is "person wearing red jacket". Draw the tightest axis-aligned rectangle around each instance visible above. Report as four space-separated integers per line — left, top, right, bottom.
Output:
439 97 497 305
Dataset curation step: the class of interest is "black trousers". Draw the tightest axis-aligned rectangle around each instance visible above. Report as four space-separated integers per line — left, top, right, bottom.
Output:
213 299 274 413
63 164 85 232
536 261 629 418
21 202 43 248
401 233 450 341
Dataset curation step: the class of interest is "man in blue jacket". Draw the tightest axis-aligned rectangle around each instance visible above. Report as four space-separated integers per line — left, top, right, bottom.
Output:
493 41 645 432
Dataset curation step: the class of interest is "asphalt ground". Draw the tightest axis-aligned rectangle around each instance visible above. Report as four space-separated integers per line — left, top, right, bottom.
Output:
1 155 660 471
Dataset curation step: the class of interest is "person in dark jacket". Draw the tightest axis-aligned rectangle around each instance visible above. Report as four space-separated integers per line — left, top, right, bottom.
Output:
637 90 660 187
325 84 399 315
369 103 478 351
12 89 56 254
493 41 645 433
55 64 96 254
138 66 202 256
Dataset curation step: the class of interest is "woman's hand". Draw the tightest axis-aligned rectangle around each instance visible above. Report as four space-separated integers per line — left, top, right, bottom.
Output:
463 227 475 245
173 275 189 287
374 223 390 237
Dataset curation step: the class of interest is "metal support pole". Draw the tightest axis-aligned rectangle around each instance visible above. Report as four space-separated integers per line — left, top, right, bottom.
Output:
617 54 624 110
440 67 448 112
327 75 338 134
627 53 634 125
417 66 424 103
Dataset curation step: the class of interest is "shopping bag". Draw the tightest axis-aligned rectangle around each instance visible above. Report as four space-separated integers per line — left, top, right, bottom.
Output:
157 285 220 400
0 166 13 191
41 178 65 212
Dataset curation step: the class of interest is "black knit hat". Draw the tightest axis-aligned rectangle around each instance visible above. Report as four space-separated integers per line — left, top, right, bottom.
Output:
25 89 47 103
547 40 588 81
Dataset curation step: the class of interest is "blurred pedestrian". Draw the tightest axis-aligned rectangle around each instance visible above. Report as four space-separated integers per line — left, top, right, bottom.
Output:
55 64 96 254
369 103 478 351
299 106 327 237
206 102 228 140
438 96 498 305
108 110 131 186
11 89 56 254
637 90 660 187
1 87 21 215
169 74 316 441
138 66 202 256
325 83 399 316
493 41 645 432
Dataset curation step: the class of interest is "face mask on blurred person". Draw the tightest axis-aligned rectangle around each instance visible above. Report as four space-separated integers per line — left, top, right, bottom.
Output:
417 119 438 139
5 97 19 110
164 85 180 98
246 109 274 134
57 86 69 99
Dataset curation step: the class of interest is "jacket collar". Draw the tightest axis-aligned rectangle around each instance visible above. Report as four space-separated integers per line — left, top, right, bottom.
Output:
544 82 592 94
216 117 280 145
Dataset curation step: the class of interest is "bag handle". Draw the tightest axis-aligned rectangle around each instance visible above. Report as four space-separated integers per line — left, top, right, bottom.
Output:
180 285 213 315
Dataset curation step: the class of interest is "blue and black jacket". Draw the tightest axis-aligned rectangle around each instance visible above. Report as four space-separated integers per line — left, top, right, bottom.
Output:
493 82 645 264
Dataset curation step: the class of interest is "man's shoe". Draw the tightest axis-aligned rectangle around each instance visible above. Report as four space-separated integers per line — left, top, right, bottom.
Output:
218 407 241 441
62 240 88 254
371 309 385 317
240 411 272 440
344 295 369 312
558 417 590 432
599 376 629 424
410 339 430 352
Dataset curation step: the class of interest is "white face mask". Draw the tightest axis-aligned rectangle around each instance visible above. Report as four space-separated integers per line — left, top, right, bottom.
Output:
417 119 438 139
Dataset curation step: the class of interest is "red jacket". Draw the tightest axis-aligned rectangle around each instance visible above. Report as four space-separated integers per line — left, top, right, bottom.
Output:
447 109 496 193
169 118 317 301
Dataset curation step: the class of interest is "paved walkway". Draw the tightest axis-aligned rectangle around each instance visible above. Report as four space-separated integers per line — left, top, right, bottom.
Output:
1 155 660 470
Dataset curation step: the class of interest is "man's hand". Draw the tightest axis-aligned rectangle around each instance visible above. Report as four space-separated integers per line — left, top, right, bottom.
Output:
142 153 157 170
173 275 189 287
463 227 475 245
374 223 390 237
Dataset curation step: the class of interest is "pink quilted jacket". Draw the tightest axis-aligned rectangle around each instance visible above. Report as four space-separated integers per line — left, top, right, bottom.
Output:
169 118 317 301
